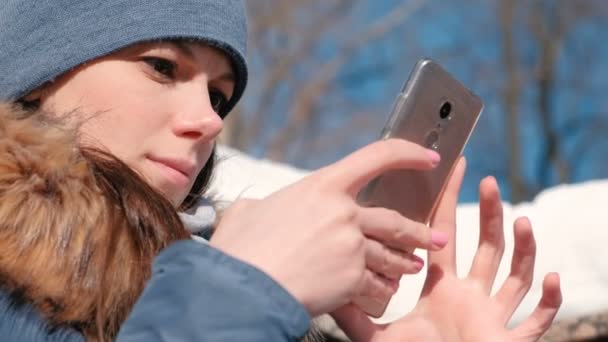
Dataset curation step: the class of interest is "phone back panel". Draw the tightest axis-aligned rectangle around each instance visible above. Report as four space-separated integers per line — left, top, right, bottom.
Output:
354 59 483 318
358 59 483 225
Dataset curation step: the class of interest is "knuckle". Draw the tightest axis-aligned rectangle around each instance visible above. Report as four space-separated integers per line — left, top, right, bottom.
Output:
397 220 427 246
344 203 359 223
380 246 392 273
367 279 383 298
356 271 372 296
332 197 358 223
382 209 406 240
514 239 534 258
346 231 366 252
354 233 366 250
392 251 412 276
412 221 429 240
344 260 367 296
419 224 436 247
388 211 403 234
394 253 410 274
344 274 362 299
514 272 534 293
485 222 505 242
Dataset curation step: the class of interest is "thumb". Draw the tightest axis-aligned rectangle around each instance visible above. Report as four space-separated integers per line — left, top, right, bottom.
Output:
319 139 440 197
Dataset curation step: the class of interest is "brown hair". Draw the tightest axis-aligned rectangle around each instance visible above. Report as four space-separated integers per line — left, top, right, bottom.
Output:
0 103 191 340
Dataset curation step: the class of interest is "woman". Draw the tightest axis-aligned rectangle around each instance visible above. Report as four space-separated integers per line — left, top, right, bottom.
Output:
0 0 561 340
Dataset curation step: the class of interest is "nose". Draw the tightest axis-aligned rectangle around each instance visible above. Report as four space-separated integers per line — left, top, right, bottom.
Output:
171 90 224 141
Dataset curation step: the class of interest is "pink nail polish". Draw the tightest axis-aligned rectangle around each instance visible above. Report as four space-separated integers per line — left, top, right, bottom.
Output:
431 231 449 249
427 150 441 165
413 259 424 271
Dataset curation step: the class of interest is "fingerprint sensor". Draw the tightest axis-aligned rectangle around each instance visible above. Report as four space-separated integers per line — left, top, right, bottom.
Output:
425 130 440 150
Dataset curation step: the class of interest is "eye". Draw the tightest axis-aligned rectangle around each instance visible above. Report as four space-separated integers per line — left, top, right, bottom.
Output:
142 57 177 79
209 88 229 116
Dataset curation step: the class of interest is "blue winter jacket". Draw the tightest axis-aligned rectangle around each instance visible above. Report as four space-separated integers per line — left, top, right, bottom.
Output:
0 203 311 341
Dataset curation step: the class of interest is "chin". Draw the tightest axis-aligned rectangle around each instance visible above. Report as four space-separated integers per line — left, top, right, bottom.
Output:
154 184 186 208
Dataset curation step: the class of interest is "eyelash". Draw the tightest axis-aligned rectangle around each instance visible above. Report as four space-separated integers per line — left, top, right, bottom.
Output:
209 88 229 116
143 57 177 80
143 56 229 116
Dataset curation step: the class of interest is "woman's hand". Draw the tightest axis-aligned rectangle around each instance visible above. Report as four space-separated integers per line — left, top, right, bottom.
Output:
332 158 562 341
210 139 448 316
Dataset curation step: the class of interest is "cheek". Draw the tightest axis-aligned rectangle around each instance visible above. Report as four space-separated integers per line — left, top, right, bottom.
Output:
77 116 136 156
42 60 165 122
43 76 167 159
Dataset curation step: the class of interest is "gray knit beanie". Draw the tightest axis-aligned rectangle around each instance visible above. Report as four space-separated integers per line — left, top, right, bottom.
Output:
0 0 248 117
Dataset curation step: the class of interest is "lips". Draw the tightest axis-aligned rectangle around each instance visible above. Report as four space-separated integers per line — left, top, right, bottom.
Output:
146 155 196 179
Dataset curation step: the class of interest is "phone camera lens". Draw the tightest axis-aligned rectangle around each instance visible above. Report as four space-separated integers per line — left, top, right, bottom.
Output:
425 130 440 150
440 102 452 119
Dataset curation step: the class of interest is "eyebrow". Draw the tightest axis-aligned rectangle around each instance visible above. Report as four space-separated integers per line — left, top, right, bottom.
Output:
171 41 195 58
170 41 235 83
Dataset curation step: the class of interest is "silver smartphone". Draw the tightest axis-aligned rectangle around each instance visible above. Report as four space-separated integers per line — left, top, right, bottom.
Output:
354 58 484 318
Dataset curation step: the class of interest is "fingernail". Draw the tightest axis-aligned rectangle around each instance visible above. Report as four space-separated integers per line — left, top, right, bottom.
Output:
427 149 441 166
413 257 425 271
431 231 449 249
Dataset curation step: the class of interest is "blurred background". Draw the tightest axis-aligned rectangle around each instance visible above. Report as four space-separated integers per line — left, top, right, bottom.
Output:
220 0 608 204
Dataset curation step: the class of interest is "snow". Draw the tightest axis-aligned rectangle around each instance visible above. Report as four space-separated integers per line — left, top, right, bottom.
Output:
211 145 608 324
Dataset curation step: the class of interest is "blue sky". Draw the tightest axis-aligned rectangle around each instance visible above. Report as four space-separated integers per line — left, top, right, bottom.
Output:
241 0 608 202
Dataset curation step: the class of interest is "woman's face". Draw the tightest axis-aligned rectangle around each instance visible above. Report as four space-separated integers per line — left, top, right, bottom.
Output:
35 42 234 206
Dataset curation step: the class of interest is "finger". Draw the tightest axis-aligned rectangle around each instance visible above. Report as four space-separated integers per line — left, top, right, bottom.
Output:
427 157 466 274
358 269 399 300
494 217 536 322
358 206 449 252
318 139 440 197
365 239 425 279
331 303 383 342
509 273 562 341
467 176 505 293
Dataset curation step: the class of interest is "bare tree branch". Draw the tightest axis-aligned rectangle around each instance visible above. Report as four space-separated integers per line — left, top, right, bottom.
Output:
224 0 355 148
529 0 571 187
266 0 427 160
499 0 530 202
